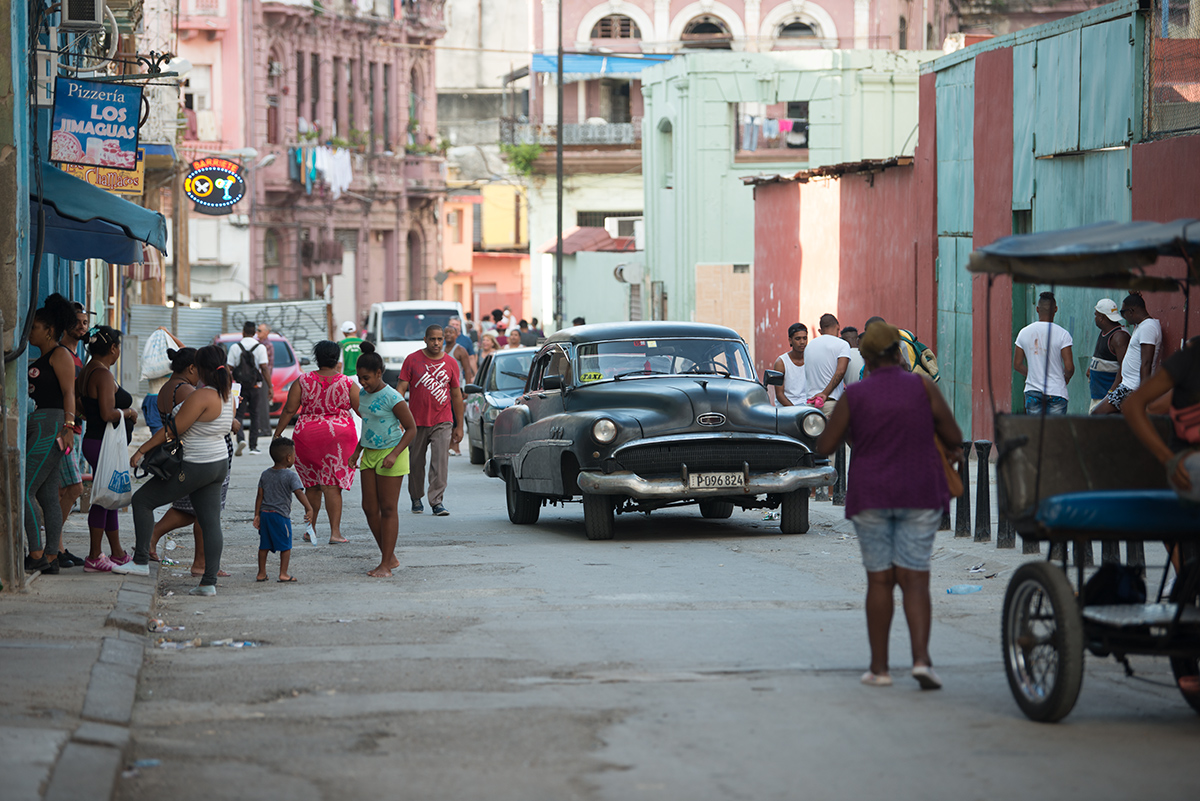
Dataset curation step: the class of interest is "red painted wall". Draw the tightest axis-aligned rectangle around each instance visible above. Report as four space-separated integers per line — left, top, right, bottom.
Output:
916 72 939 351
752 181 801 377
1131 134 1200 354
972 47 1016 438
835 166 921 332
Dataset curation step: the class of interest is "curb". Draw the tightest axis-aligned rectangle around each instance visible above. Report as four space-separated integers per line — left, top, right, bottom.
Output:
43 562 159 801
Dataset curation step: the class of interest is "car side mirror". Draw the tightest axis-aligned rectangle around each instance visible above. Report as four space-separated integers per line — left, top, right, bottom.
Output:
542 374 564 391
299 356 311 366
464 383 482 395
764 370 784 387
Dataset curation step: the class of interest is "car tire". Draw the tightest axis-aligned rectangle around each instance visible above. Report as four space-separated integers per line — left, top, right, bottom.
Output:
780 490 809 534
583 494 615 540
505 469 540 524
699 499 734 519
469 443 485 464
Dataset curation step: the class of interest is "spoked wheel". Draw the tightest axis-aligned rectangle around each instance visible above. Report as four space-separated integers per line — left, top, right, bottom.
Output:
1002 561 1084 722
698 499 734 519
583 494 615 540
1168 564 1200 714
505 469 540 524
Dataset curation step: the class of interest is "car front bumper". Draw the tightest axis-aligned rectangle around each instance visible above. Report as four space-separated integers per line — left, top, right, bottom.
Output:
575 465 836 499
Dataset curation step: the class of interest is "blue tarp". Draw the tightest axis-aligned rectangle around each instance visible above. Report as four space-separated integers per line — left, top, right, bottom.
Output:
29 161 169 263
530 53 672 75
969 219 1200 290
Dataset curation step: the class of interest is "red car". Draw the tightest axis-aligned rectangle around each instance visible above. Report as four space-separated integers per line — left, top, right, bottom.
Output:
213 333 308 416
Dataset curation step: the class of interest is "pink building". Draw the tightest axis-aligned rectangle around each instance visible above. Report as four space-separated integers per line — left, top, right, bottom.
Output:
239 0 447 321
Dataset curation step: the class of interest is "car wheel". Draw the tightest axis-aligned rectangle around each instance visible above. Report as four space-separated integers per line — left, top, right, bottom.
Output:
780 490 809 534
505 469 540 524
582 494 615 540
699 499 734 519
469 442 485 464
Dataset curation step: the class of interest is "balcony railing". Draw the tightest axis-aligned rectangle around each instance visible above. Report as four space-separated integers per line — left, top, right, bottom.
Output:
187 0 225 16
403 154 447 193
501 118 642 147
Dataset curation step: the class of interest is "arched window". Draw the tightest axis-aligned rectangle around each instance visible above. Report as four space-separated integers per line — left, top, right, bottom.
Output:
779 21 816 39
899 16 908 50
592 14 641 39
682 15 732 49
266 56 282 144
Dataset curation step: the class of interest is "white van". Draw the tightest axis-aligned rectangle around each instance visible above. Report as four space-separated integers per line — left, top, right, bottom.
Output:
366 300 465 383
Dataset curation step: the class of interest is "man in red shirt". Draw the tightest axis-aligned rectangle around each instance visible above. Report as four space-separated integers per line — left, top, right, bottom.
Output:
397 325 464 516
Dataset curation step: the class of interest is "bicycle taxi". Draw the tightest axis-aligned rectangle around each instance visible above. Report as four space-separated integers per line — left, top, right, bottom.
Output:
968 219 1200 722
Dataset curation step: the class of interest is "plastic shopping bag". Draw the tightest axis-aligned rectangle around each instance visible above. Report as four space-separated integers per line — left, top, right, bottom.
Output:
141 328 173 380
91 421 133 510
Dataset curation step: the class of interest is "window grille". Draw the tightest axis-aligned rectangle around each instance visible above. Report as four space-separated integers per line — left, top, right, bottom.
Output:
1145 0 1200 138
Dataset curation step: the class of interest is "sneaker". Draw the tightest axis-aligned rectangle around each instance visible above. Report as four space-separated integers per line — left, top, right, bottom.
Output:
189 584 217 597
42 557 61 575
25 555 50 573
112 561 150 576
109 553 132 566
236 442 245 456
83 554 115 573
60 549 83 568
432 503 449 516
411 500 424 514
248 448 262 455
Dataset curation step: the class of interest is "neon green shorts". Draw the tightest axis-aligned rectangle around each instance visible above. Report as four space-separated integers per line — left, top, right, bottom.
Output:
360 447 410 477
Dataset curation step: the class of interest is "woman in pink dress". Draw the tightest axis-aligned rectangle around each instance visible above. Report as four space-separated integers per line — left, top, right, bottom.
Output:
273 340 359 543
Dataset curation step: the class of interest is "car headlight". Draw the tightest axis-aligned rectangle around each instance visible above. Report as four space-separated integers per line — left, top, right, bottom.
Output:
802 412 826 438
485 407 500 422
591 418 618 444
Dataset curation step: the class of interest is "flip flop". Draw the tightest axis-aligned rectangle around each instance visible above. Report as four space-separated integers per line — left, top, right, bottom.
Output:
912 666 943 690
148 552 160 562
256 576 268 582
861 671 893 687
329 537 349 544
277 576 298 583
192 570 231 578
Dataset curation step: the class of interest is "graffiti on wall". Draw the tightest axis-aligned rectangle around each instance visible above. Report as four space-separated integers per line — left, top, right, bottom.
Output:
227 301 330 360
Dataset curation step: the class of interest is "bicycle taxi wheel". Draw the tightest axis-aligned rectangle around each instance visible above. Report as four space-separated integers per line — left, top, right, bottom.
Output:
1002 561 1085 722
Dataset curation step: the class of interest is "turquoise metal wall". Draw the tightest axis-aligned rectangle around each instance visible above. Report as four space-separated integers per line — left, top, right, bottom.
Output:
935 59 975 434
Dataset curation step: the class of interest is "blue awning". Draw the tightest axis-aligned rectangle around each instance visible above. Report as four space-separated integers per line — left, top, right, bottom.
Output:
531 53 672 76
30 162 169 263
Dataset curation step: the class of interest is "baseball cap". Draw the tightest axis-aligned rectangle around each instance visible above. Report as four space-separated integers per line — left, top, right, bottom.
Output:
340 320 357 334
859 321 902 360
1095 298 1122 322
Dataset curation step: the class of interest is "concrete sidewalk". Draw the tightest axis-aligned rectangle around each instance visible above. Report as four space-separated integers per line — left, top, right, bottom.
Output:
0 515 159 801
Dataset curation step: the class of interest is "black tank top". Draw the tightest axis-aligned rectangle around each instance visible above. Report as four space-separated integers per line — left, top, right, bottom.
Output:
1093 327 1121 361
28 346 67 410
83 367 133 440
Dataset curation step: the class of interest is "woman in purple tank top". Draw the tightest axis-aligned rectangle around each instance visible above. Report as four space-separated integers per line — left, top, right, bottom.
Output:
817 321 963 690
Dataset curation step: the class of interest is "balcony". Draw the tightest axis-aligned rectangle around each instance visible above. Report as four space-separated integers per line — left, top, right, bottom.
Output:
187 0 225 15
403 154 447 194
300 239 344 277
501 118 642 148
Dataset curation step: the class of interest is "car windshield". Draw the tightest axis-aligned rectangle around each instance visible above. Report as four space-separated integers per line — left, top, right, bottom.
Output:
487 352 534 393
379 310 456 342
575 338 755 382
220 340 294 368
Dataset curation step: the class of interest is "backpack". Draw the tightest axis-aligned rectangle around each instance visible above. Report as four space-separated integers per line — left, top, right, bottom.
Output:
232 342 263 386
898 329 940 383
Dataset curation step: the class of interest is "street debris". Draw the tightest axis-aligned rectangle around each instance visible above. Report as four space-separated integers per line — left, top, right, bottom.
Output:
164 537 177 551
968 562 986 574
156 637 259 650
122 758 161 779
160 557 179 566
946 584 983 595
762 511 780 520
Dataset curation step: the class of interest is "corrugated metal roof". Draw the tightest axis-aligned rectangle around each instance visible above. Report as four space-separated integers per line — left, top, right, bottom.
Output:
740 156 914 186
538 226 637 255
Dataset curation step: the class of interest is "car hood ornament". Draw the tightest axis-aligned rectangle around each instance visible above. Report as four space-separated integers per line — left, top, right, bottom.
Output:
696 412 726 427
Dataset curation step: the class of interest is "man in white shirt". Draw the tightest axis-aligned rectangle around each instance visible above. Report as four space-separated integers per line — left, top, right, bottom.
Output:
840 326 866 387
1013 292 1074 415
1092 292 1162 415
803 313 851 417
227 321 269 454
771 322 808 406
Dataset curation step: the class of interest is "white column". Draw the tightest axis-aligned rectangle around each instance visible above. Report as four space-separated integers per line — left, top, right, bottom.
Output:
745 0 762 52
542 0 559 122
577 79 586 124
654 0 671 52
854 0 870 49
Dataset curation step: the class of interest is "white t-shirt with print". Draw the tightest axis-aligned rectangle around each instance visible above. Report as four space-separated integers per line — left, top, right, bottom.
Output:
1015 321 1073 399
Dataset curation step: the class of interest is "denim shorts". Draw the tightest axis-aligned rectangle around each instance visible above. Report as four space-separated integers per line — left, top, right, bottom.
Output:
1025 390 1069 415
851 508 942 572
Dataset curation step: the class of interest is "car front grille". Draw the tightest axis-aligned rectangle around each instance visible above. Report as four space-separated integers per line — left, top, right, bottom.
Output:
615 440 808 477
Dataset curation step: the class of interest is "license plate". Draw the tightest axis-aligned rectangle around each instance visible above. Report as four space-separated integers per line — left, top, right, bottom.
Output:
688 472 744 489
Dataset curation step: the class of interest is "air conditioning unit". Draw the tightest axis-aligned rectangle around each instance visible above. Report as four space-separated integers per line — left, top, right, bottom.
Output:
61 0 106 30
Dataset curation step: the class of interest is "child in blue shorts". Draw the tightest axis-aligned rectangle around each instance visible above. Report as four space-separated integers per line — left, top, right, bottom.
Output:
254 437 314 583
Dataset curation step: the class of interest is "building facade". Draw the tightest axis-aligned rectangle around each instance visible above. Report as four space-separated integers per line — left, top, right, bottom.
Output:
244 0 447 328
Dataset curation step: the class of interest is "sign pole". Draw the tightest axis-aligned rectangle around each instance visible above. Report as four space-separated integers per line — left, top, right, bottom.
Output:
554 0 564 331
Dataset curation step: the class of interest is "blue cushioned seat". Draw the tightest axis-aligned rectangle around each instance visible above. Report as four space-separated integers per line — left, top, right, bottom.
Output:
1036 490 1200 537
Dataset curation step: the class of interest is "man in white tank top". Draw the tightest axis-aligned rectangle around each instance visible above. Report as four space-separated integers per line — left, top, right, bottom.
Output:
772 323 808 406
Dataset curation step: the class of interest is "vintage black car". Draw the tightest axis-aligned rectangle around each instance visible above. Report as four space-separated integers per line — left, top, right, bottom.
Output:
463 347 537 464
484 322 835 539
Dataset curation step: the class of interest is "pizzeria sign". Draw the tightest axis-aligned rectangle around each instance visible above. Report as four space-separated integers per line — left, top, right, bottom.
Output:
50 77 142 171
185 158 246 215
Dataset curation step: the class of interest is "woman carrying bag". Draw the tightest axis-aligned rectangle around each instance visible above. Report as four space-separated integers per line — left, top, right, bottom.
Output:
122 346 234 596
77 325 137 572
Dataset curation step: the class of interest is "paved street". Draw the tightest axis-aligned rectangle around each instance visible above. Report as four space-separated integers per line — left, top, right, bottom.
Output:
5 451 1199 801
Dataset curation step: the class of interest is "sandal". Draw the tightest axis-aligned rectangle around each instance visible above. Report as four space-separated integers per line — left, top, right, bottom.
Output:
329 537 349 544
911 666 942 690
861 671 893 687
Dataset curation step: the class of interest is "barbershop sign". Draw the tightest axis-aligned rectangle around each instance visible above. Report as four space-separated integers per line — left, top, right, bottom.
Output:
185 158 246 215
50 77 142 171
